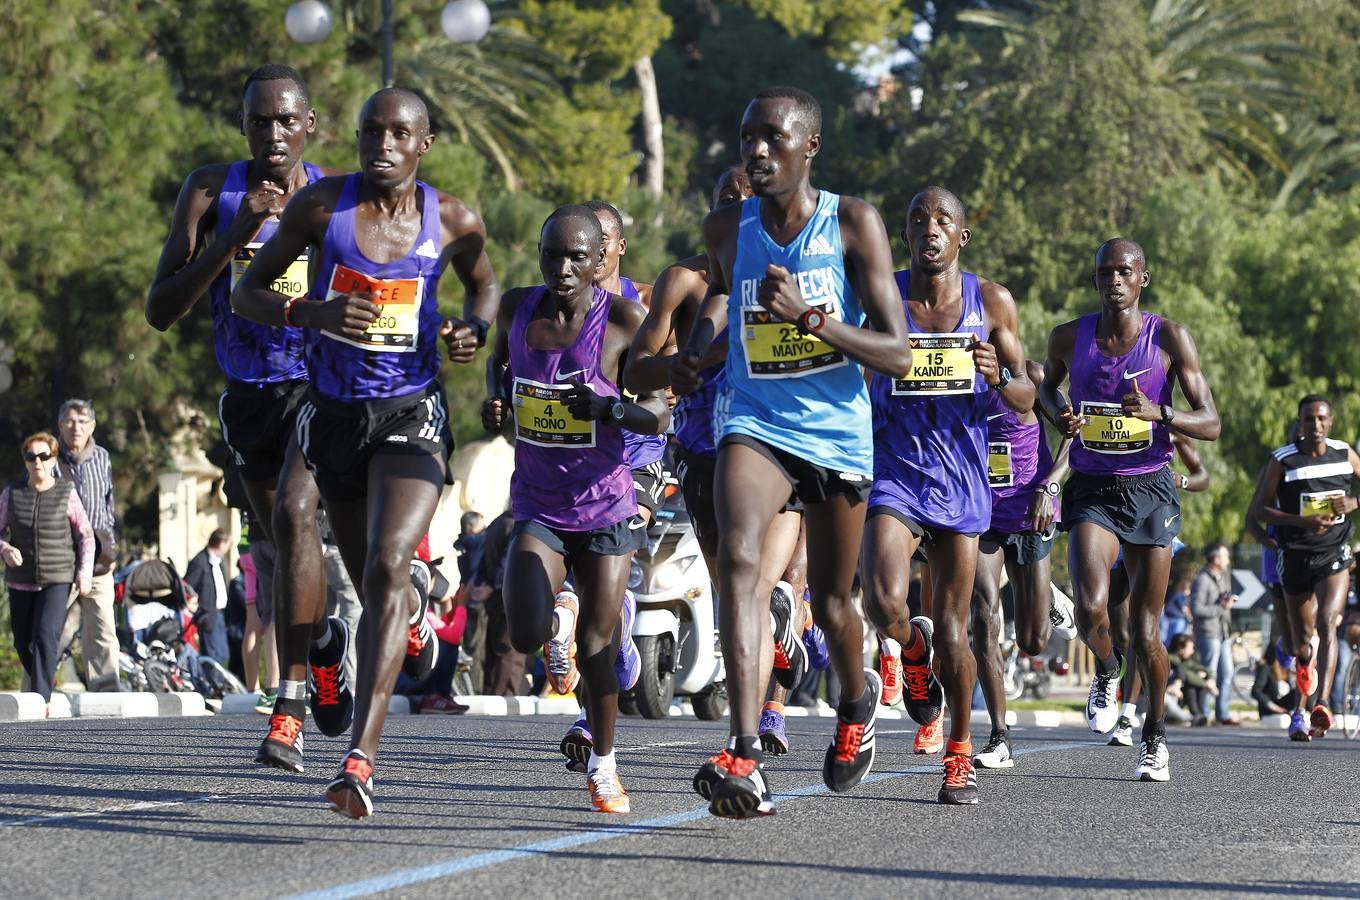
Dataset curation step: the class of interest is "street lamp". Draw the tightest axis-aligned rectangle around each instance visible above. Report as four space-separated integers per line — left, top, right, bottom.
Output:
285 0 492 88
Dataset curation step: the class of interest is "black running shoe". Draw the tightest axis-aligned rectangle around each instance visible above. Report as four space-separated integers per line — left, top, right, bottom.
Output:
403 560 439 681
823 668 882 793
255 712 304 774
325 750 375 819
693 748 735 800
939 751 980 805
770 582 808 691
309 616 354 737
709 755 775 819
902 616 945 725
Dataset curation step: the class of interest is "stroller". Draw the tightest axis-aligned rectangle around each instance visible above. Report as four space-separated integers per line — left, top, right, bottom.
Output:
118 559 246 699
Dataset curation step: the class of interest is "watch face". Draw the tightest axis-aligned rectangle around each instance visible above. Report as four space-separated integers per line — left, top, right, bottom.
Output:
806 310 825 330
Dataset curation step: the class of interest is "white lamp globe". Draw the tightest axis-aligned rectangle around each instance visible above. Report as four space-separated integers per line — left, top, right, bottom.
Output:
442 0 492 44
285 0 334 44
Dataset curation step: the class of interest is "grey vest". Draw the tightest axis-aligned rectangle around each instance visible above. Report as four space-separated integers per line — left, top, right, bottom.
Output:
6 480 76 585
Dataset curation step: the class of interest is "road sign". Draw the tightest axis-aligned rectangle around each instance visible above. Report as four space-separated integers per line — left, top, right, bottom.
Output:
1232 569 1265 609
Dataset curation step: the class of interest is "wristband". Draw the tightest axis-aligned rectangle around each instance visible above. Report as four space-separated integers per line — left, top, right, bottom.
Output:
1160 403 1175 427
468 316 491 347
283 296 301 327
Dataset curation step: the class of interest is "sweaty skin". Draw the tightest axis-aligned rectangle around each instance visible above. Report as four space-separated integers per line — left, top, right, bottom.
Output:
233 88 500 767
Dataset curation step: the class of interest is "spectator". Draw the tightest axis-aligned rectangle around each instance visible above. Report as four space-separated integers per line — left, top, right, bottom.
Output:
454 510 487 590
396 593 470 714
1191 541 1240 726
54 399 121 692
1160 576 1192 646
1 433 94 704
1169 633 1216 726
472 511 524 696
1251 644 1298 720
185 530 232 664
239 540 280 710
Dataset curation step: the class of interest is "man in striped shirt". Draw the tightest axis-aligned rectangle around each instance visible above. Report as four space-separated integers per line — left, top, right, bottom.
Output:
55 398 121 692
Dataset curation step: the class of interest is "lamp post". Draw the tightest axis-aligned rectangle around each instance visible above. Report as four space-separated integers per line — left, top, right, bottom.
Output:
285 0 492 88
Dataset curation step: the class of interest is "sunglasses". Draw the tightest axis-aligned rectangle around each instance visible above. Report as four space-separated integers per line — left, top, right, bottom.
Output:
24 451 53 463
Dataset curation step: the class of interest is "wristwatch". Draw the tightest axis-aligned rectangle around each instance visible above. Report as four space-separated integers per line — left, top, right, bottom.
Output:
1160 404 1175 426
1041 481 1061 497
996 366 1014 392
797 307 827 335
1178 473 1190 490
608 400 626 423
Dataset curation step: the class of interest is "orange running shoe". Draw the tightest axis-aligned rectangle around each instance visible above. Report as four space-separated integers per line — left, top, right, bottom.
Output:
938 751 979 804
587 768 631 813
1310 704 1333 739
694 748 734 800
545 590 581 695
255 712 304 773
879 651 903 706
1296 659 1317 700
914 713 945 755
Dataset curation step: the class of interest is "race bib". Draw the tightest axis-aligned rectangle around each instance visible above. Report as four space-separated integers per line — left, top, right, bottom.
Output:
892 333 976 396
322 263 422 352
988 441 1013 487
512 378 595 448
743 301 844 378
231 242 309 299
1301 489 1345 522
1079 401 1153 454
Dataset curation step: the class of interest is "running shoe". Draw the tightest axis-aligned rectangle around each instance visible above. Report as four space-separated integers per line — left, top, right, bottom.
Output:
616 589 641 692
1049 592 1077 642
693 748 735 800
403 560 439 681
1296 658 1317 701
561 713 593 774
419 694 469 714
1288 710 1311 742
973 730 1014 769
902 616 945 725
309 615 354 737
759 707 789 756
879 649 903 707
545 590 581 695
803 622 830 672
823 668 883 793
914 713 944 755
324 749 375 819
253 690 278 715
770 581 808 691
939 750 979 804
587 768 630 814
254 712 304 774
1085 654 1124 734
1310 704 1333 739
1134 733 1170 782
709 756 775 819
1108 715 1134 747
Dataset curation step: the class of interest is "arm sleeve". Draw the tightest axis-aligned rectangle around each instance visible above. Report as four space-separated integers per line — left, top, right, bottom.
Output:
68 489 96 581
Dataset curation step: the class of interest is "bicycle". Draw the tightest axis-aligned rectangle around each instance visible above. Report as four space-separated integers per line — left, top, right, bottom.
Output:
1229 632 1257 707
1343 640 1360 739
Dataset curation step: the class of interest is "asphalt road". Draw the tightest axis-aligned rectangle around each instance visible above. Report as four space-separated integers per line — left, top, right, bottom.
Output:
2 714 1358 899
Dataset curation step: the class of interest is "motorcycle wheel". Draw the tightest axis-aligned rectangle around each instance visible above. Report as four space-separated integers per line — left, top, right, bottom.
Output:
691 682 728 721
633 634 676 719
1029 672 1052 700
617 689 639 716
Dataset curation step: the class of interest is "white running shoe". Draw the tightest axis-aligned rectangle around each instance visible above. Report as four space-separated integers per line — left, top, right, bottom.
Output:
1085 655 1123 734
1134 733 1170 782
973 730 1014 769
1049 591 1077 641
1108 715 1134 747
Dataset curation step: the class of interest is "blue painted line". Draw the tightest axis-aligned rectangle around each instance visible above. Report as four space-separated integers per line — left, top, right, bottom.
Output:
287 740 1094 900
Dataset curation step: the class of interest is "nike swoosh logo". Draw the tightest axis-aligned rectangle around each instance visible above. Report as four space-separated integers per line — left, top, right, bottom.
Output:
987 413 1007 421
553 366 590 383
628 517 646 530
1123 367 1153 380
1164 514 1180 528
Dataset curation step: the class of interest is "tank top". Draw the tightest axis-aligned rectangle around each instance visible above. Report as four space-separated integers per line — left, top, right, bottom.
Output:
210 160 322 385
716 191 871 476
617 276 666 470
673 327 726 458
869 270 991 532
1270 438 1354 552
983 388 1056 534
507 286 636 531
1068 312 1173 476
306 174 445 402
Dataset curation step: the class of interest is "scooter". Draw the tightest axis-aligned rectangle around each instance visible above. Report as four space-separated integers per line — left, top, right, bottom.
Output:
626 477 726 720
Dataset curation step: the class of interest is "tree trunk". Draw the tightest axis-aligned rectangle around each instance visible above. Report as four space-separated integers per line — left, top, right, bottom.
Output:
634 55 664 207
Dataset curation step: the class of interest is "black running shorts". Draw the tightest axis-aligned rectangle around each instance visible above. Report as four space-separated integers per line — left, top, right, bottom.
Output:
720 434 870 506
1060 467 1181 548
632 459 667 517
218 379 308 483
512 515 647 565
675 447 719 561
1279 542 1353 597
980 527 1057 567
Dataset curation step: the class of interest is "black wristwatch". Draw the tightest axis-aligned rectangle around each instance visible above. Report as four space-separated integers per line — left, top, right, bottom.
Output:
607 400 626 423
1160 404 1175 426
995 366 1014 392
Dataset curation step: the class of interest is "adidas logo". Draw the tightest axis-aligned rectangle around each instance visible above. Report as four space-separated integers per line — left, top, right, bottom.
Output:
415 238 440 259
803 234 835 257
962 311 983 328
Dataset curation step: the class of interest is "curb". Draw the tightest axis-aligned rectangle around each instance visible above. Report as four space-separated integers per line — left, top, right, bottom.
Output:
218 693 412 716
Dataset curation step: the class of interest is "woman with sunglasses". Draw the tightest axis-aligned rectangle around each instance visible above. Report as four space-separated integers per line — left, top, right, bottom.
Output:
1 432 95 704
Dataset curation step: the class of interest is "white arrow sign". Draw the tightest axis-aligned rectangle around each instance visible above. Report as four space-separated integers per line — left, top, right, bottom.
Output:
1231 569 1265 609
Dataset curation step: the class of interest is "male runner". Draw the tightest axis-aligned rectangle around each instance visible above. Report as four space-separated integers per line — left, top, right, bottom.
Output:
145 64 355 768
233 87 498 817
482 205 669 812
971 359 1075 769
860 187 1033 804
1106 431 1209 747
1248 395 1360 740
672 86 911 818
1040 237 1220 782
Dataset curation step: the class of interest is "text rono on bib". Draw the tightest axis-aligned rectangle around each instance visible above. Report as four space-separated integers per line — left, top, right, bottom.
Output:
893 333 977 396
513 377 596 449
1079 401 1153 454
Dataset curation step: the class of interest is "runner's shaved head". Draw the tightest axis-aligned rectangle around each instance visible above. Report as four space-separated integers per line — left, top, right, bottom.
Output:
243 63 309 105
360 87 431 135
753 85 821 136
1096 237 1146 269
542 204 603 247
908 186 965 224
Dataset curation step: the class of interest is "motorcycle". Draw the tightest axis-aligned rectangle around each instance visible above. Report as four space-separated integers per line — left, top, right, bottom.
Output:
626 477 726 720
1001 632 1070 701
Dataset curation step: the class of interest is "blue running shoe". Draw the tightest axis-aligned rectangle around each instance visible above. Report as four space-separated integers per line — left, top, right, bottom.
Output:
1288 710 1310 742
561 713 593 772
758 707 789 756
803 623 830 672
1274 638 1296 673
616 589 641 691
